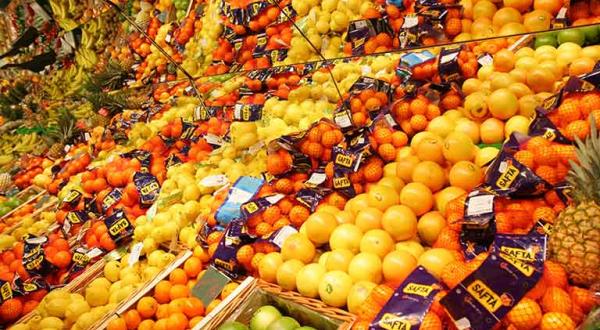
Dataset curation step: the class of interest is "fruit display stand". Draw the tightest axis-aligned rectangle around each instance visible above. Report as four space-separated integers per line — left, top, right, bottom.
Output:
197 279 356 330
0 189 47 222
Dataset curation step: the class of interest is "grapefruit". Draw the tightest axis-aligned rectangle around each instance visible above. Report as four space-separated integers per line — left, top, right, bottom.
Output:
318 271 354 307
329 224 363 253
259 253 283 283
488 88 519 120
523 10 552 32
480 118 505 144
396 240 425 258
503 0 532 12
348 252 383 283
281 233 315 264
449 161 484 191
367 185 400 211
492 8 522 29
411 161 446 192
400 182 434 216
305 212 338 246
443 132 476 163
296 263 326 298
334 210 354 224
434 186 467 215
454 119 480 144
418 248 456 279
526 67 556 93
250 306 282 330
505 115 530 138
417 211 447 245
347 281 377 314
396 155 420 182
325 249 354 272
355 207 383 232
415 137 446 164
378 177 405 194
382 250 418 284
360 229 395 258
381 205 418 241
276 260 305 291
344 194 369 216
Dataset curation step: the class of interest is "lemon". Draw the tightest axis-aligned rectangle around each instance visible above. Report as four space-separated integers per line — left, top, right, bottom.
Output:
85 286 109 307
296 263 326 298
276 260 305 291
319 271 354 307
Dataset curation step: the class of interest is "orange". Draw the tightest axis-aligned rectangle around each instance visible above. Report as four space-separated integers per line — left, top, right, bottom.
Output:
400 182 434 216
170 284 190 300
155 304 170 319
189 316 204 327
540 312 575 330
523 10 552 31
137 297 158 319
289 205 310 227
541 287 572 314
569 286 598 313
183 257 202 278
0 299 22 322
543 261 568 288
366 185 400 211
492 7 522 28
154 281 172 304
504 0 533 12
420 312 442 330
123 310 142 329
569 57 595 76
533 0 562 15
182 297 205 318
138 319 155 330
169 268 188 285
153 319 170 330
220 282 240 299
506 297 542 329
168 298 187 314
107 317 127 330
448 161 483 191
168 312 188 330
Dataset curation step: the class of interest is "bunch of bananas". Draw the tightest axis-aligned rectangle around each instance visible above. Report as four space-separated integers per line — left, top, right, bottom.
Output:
0 132 41 156
49 0 84 31
41 65 88 98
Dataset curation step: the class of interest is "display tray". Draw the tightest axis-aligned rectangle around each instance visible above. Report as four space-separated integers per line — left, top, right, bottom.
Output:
196 279 356 330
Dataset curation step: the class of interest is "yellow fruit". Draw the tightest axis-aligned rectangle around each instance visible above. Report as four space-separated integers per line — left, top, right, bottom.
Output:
103 260 121 282
462 78 483 95
454 119 480 144
258 252 283 283
400 182 434 216
411 161 446 192
318 252 330 268
505 115 530 138
319 271 354 308
325 249 354 272
488 88 518 120
348 252 383 283
334 210 355 224
443 132 476 163
418 248 456 279
39 317 64 329
382 250 418 283
360 229 394 258
305 212 338 245
344 193 369 216
377 177 405 194
396 155 420 182
85 286 109 307
329 224 363 253
417 211 447 245
383 163 397 178
281 233 316 264
367 185 400 211
480 118 505 144
296 263 326 298
475 147 500 168
347 281 377 314
381 205 418 241
65 300 91 321
449 161 483 191
395 240 425 259
464 92 489 120
473 0 497 20
434 186 467 215
355 207 384 232
427 117 455 139
415 137 445 164
276 260 305 291
490 72 515 90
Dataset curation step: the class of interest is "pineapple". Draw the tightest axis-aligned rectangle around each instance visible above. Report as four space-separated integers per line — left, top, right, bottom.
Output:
549 119 600 287
45 109 78 159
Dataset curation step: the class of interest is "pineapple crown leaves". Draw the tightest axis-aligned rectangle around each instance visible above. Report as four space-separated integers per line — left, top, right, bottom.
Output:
45 108 80 145
568 114 600 203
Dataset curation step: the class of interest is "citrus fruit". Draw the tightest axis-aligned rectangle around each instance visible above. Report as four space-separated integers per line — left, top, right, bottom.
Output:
319 271 354 307
382 250 418 284
411 161 446 192
360 229 395 258
367 185 400 211
400 182 434 216
434 186 467 215
347 281 377 314
417 211 447 245
415 137 446 164
396 155 420 182
355 207 383 232
304 212 338 246
258 252 283 283
281 233 315 264
449 161 483 191
296 263 326 298
418 248 456 279
488 88 519 120
348 252 383 283
443 132 476 163
557 29 586 46
325 249 354 272
381 205 418 241
395 240 425 259
377 177 405 194
480 118 505 144
276 260 305 291
329 224 363 253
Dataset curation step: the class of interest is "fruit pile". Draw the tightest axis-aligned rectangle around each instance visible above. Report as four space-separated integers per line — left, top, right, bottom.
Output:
218 305 318 330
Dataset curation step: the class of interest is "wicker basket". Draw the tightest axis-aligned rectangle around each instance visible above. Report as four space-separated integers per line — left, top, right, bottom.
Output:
191 277 258 330
195 279 356 330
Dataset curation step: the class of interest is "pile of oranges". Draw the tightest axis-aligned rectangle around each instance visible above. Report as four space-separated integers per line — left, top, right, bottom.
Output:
346 89 390 128
391 95 442 136
106 250 238 330
369 124 409 162
47 153 92 195
546 91 600 141
82 221 118 251
0 203 34 228
298 121 344 163
514 136 578 185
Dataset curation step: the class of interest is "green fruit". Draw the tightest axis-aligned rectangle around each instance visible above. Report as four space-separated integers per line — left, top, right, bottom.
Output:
219 321 250 330
535 33 557 48
266 317 301 330
296 327 317 330
557 29 586 46
5 197 20 208
250 306 282 330
581 26 600 44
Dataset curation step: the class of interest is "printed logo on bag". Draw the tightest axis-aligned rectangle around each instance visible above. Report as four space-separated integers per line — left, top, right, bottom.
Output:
0 282 12 301
403 283 434 297
333 176 351 189
109 218 130 236
499 253 535 276
377 313 412 330
499 246 536 262
496 163 519 189
467 280 502 313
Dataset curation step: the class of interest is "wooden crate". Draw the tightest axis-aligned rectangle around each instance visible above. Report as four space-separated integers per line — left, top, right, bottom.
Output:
0 189 47 221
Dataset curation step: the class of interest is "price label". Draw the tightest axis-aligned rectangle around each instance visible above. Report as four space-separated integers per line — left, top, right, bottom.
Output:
128 242 144 267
